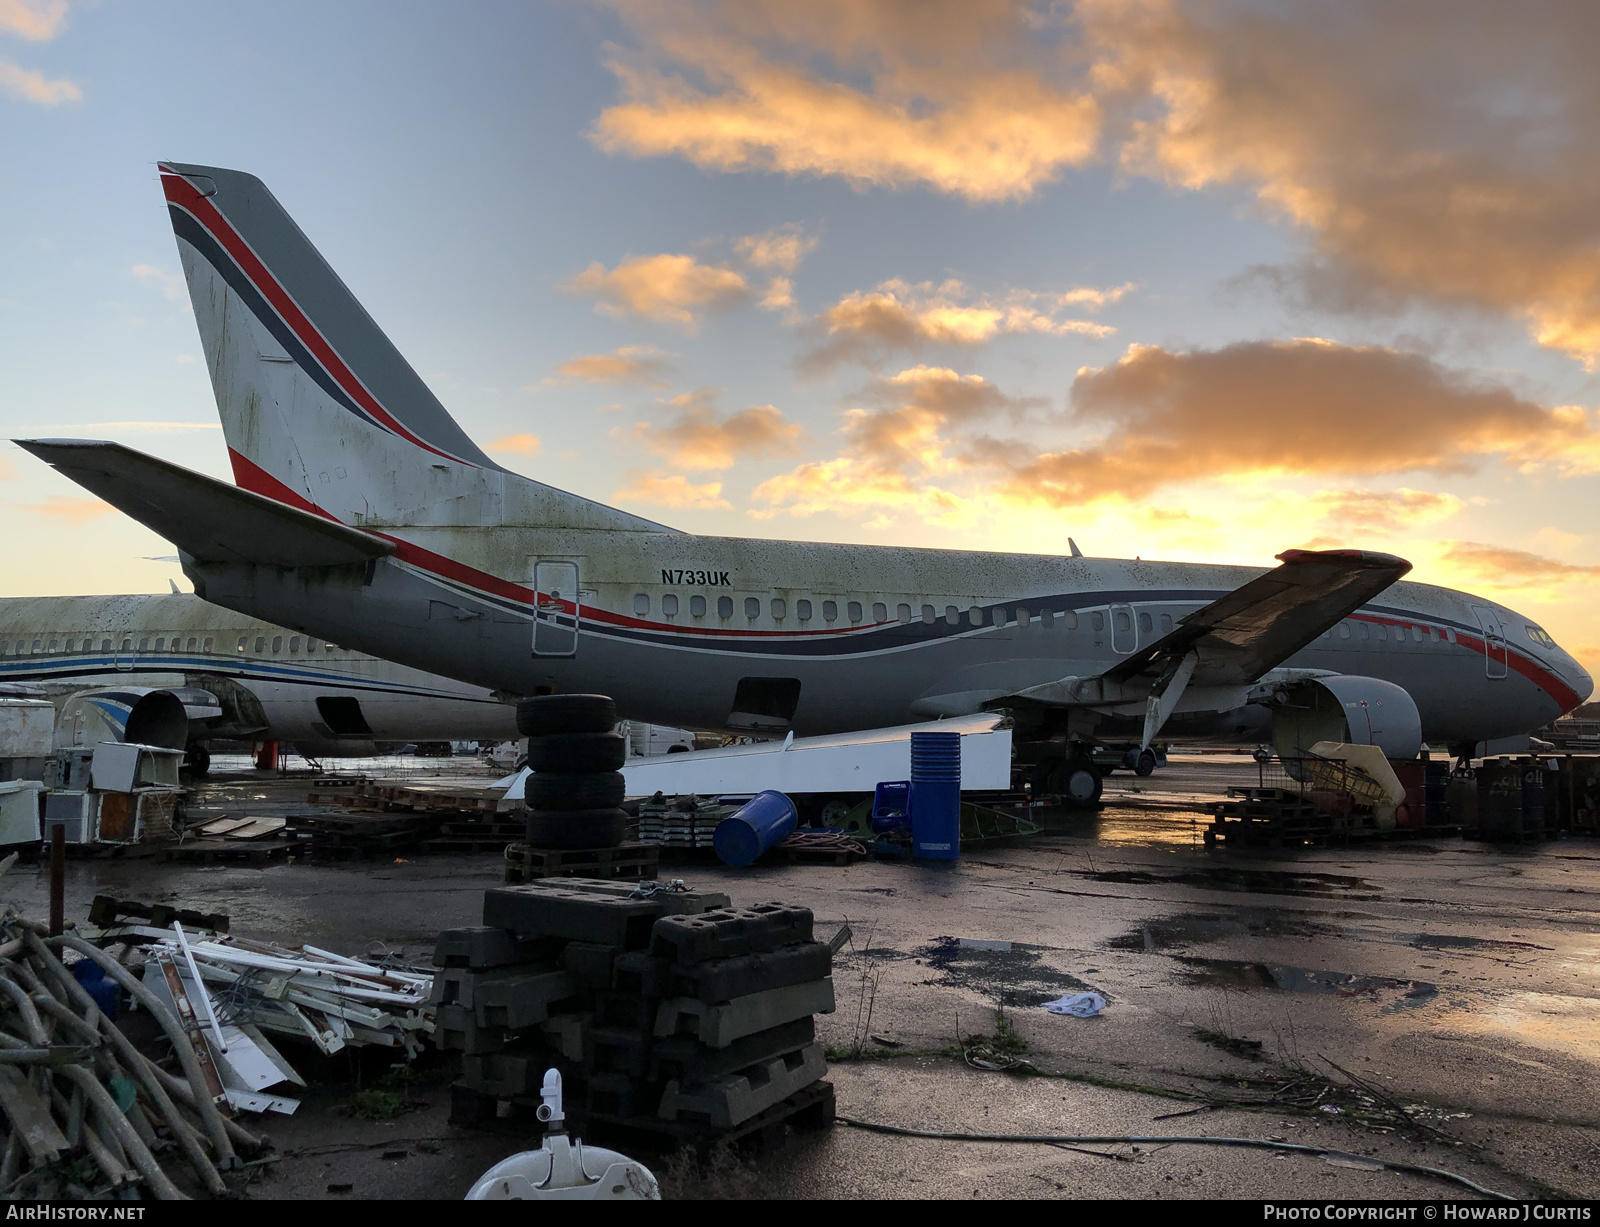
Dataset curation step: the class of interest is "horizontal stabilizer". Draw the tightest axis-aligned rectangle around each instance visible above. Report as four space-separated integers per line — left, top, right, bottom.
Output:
15 439 395 569
1103 548 1413 688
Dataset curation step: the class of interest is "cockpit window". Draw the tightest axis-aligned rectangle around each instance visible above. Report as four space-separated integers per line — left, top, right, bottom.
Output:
1526 624 1557 649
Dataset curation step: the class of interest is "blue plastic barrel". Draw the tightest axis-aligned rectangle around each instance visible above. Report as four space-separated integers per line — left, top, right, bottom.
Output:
713 790 798 867
910 731 961 860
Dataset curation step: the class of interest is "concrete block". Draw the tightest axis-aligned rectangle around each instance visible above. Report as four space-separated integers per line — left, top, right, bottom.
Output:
539 1013 588 1062
650 904 813 964
671 942 831 1003
483 885 661 948
612 951 672 997
585 1026 652 1077
436 1004 511 1055
432 925 554 969
657 1043 827 1129
474 969 576 1030
652 1018 816 1084
561 941 622 990
654 978 835 1048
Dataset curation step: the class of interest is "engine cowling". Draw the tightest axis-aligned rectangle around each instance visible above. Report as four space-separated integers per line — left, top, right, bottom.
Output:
55 687 220 751
1271 675 1422 761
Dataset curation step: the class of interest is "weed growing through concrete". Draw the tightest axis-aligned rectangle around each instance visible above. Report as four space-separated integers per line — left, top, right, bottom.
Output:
656 1145 764 1200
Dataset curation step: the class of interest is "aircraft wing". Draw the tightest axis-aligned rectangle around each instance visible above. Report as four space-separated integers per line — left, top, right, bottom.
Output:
1103 548 1413 689
15 439 395 568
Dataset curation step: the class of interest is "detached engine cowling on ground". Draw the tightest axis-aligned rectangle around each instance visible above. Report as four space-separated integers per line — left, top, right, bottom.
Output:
1270 676 1422 761
54 687 220 751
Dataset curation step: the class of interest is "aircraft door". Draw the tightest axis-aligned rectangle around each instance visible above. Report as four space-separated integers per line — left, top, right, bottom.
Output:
114 636 133 672
1110 603 1137 654
1472 605 1508 679
532 561 580 657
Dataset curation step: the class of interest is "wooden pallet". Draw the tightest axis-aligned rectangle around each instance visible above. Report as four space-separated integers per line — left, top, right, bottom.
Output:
421 836 518 854
503 841 660 883
160 836 311 864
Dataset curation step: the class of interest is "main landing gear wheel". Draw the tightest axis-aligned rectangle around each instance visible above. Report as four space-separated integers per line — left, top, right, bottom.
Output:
1036 757 1103 808
1134 749 1157 777
183 744 210 779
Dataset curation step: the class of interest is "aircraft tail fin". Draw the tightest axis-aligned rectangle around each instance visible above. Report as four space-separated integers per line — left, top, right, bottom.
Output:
159 161 668 533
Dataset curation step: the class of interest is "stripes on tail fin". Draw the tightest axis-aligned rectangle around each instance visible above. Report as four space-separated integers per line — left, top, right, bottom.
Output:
160 161 670 533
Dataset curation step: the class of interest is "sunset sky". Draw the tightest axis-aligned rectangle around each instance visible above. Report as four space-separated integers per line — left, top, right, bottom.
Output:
7 1 1600 666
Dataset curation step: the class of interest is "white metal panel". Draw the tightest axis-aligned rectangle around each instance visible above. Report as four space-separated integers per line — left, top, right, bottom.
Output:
616 714 1011 797
0 781 41 843
0 700 54 758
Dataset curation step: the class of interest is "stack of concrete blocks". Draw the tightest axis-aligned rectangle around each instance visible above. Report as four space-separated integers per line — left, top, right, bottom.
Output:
433 878 835 1141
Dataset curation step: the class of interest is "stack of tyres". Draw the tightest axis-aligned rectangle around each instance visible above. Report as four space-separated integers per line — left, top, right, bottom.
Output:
517 694 628 850
436 881 835 1145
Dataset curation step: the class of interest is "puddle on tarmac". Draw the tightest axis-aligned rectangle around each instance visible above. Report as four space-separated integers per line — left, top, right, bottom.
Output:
915 935 1097 1007
1105 911 1345 951
1082 866 1381 900
1411 934 1551 953
1177 956 1437 1005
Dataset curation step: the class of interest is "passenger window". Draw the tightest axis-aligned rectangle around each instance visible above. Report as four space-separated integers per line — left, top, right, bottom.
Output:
306 638 318 652
1358 623 1370 640
970 606 985 626
1374 624 1386 641
1091 612 1104 632
1338 623 1352 640
1159 613 1172 632
745 597 761 618
797 600 812 621
897 604 912 623
171 636 182 652
1411 627 1423 642
921 605 935 624
1063 610 1078 630
31 640 40 653
1018 608 1031 627
154 638 165 651
633 594 650 616
202 637 213 652
1138 612 1152 633
289 636 301 653
138 638 149 651
662 594 679 617
0 642 7 654
1445 628 1456 643
690 595 707 617
271 636 283 653
872 602 887 622
771 599 787 619
946 606 959 626
65 640 76 653
48 639 59 652
253 636 265 653
848 601 864 622
718 596 734 618
823 600 838 621
1114 612 1130 633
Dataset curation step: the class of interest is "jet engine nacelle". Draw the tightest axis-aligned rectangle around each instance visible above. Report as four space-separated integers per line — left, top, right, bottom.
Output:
55 687 221 752
1270 675 1422 761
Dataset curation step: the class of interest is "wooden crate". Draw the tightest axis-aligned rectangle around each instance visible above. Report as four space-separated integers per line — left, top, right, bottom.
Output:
503 841 660 883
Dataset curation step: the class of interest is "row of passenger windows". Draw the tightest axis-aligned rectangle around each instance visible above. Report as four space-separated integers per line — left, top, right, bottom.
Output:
630 593 1179 633
1328 621 1446 644
0 634 340 656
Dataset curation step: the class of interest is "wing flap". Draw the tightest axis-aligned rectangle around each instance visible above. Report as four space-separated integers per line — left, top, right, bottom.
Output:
15 439 394 569
1104 548 1412 687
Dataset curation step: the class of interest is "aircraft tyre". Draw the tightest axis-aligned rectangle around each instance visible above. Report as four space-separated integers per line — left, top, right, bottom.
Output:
184 744 210 779
525 770 626 811
524 807 627 849
525 731 627 773
1134 750 1157 777
1036 756 1103 808
516 694 618 737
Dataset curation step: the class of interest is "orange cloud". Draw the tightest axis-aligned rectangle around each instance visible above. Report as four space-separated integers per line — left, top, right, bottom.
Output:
597 0 1600 365
550 344 674 387
734 224 816 274
17 495 113 525
613 471 732 509
487 433 542 456
563 253 748 332
1308 488 1465 536
803 278 1117 371
0 59 78 104
1004 340 1600 508
1436 543 1600 585
629 392 804 469
0 0 67 41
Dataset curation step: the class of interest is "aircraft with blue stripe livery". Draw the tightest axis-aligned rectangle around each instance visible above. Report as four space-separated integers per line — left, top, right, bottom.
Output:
16 162 1592 805
0 593 517 772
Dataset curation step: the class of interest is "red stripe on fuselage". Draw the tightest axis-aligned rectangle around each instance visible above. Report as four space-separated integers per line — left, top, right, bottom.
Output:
1349 613 1579 712
161 171 472 468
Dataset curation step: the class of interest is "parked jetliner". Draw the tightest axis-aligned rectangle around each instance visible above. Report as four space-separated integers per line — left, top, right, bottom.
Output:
0 593 518 771
17 162 1593 803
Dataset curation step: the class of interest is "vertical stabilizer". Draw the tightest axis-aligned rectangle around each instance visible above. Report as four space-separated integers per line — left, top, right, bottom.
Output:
160 161 666 532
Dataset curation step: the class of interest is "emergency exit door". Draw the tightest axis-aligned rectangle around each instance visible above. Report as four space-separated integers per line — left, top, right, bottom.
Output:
532 561 580 657
1472 605 1508 679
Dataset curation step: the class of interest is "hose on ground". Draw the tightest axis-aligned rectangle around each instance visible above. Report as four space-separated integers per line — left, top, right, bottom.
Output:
834 1116 1515 1201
